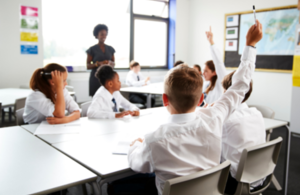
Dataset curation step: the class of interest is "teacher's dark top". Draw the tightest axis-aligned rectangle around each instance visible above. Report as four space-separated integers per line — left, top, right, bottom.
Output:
86 44 115 96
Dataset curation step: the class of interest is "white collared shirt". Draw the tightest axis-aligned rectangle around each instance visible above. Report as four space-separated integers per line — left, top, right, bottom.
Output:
222 103 266 187
126 70 150 87
128 46 256 195
23 88 80 124
87 86 139 119
204 44 227 104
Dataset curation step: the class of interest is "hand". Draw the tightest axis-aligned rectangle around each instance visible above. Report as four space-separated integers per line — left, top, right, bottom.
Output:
205 26 214 45
130 110 140 116
51 70 64 89
145 77 150 83
115 111 131 118
130 138 144 146
102 60 109 65
46 116 68 124
246 20 263 47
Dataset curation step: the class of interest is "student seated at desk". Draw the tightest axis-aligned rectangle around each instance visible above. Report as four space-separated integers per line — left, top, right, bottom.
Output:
23 63 81 124
127 21 263 195
220 71 266 194
88 65 140 119
126 60 155 107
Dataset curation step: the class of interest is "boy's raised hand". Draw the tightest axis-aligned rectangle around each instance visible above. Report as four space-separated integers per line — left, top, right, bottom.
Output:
205 26 214 45
246 20 263 47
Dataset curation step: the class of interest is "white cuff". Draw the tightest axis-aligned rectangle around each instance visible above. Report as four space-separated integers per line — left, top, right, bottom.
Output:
241 46 257 64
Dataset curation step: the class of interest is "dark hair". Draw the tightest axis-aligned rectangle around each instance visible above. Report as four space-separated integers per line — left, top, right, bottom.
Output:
222 70 253 103
93 24 108 39
174 60 184 67
205 60 217 94
95 65 116 86
165 66 203 113
130 60 140 69
30 63 67 103
194 64 201 72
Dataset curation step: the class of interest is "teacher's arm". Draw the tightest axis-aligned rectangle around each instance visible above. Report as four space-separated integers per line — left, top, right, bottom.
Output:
86 54 98 70
112 55 115 62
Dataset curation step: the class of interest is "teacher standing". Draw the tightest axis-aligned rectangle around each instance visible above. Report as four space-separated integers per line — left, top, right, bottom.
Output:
86 24 115 97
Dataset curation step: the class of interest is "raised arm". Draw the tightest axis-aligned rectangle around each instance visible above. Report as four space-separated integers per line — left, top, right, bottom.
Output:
205 26 227 82
209 20 263 122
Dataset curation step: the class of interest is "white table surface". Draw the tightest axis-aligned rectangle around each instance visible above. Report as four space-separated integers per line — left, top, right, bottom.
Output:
0 88 75 108
0 88 32 107
120 82 164 95
0 126 97 195
264 118 288 130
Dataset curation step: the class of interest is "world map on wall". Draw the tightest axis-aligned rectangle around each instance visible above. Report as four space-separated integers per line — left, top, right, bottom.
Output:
239 8 299 55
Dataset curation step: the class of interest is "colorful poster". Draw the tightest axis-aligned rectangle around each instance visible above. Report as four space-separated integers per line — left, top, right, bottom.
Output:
21 18 38 29
226 27 238 39
225 40 238 51
20 6 38 17
226 15 239 27
21 45 38 54
20 32 38 42
292 56 300 87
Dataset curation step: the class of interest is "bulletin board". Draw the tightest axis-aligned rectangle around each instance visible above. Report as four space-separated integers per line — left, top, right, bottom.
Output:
224 5 298 73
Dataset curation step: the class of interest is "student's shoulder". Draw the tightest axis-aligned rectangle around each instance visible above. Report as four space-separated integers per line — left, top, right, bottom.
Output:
226 107 263 123
27 89 47 100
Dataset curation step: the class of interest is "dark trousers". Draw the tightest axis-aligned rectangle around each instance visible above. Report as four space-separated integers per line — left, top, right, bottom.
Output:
224 173 238 195
108 173 158 195
129 93 155 107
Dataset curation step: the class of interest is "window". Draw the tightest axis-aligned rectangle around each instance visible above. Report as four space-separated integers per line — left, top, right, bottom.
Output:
131 0 169 68
42 0 130 68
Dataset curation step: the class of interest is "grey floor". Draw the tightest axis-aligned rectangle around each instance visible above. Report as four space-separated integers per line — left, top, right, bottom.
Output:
1 115 299 195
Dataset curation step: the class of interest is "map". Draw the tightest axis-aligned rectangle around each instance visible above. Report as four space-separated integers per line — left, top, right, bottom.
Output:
238 9 299 55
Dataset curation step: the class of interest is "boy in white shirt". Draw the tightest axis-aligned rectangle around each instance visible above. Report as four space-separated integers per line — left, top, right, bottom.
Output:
87 65 140 119
221 70 266 194
127 21 263 195
126 60 155 107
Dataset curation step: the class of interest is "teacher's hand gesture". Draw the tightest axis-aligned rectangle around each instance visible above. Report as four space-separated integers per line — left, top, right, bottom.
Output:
205 26 214 45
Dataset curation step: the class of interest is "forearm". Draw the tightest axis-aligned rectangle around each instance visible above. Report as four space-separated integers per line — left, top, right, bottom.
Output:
65 111 80 122
210 44 227 80
86 63 97 70
53 87 65 118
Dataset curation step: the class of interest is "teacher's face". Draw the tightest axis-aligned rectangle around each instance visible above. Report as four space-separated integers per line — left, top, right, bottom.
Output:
97 30 107 43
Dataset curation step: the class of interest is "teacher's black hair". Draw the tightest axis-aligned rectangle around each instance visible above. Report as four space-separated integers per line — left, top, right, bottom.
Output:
93 24 108 39
95 65 116 86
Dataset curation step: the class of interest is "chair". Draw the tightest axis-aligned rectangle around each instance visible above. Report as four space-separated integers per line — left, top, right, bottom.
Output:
2 97 26 123
81 101 92 117
233 137 282 195
162 160 231 195
65 85 77 102
248 105 281 191
120 83 146 109
16 108 25 125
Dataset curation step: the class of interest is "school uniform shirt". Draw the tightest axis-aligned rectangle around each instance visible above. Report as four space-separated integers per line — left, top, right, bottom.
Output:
87 86 139 119
126 70 151 87
221 103 266 187
204 44 227 104
23 88 80 124
128 46 257 195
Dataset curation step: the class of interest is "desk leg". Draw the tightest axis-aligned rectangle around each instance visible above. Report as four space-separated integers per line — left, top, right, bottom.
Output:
9 107 12 121
147 94 152 108
283 125 291 195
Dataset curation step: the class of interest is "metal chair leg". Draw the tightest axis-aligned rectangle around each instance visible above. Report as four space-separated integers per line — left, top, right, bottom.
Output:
272 175 282 191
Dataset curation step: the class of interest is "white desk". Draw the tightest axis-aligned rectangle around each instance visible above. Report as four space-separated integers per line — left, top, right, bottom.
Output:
0 88 32 108
120 82 164 108
0 126 97 195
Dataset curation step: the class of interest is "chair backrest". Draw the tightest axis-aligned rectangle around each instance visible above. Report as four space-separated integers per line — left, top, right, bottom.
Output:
162 160 231 195
234 137 283 195
81 101 92 117
16 108 25 125
14 97 26 114
249 105 275 119
65 85 74 92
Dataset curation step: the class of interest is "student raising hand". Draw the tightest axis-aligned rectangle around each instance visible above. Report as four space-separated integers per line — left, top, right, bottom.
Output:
246 20 263 47
205 26 214 45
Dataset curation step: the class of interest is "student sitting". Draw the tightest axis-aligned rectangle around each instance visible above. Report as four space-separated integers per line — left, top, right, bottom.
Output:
127 20 263 195
193 64 202 75
88 65 140 119
202 26 227 104
125 60 155 107
221 71 266 194
23 63 81 124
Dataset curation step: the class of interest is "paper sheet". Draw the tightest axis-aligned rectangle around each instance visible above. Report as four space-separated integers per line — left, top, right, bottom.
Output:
226 15 239 27
34 120 81 135
112 140 131 155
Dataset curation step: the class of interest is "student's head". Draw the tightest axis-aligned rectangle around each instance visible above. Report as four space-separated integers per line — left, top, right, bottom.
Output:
222 70 253 103
30 63 67 103
93 24 108 43
130 60 141 74
203 60 217 94
95 65 121 92
174 60 184 67
193 64 202 74
163 66 204 114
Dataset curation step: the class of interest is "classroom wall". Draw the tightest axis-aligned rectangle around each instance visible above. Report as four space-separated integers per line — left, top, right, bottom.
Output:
176 0 296 121
0 0 43 88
